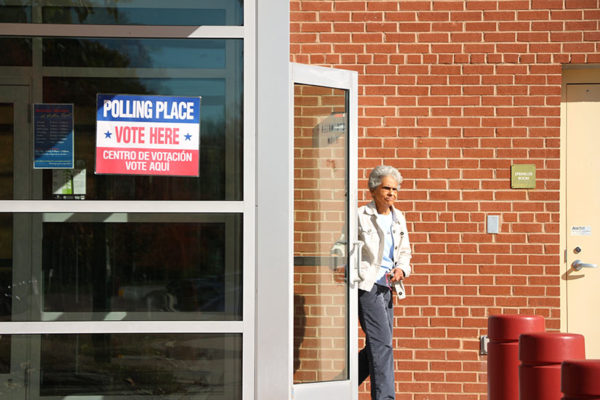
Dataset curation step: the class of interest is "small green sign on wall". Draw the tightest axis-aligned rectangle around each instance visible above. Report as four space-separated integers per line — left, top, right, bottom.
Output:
511 164 536 189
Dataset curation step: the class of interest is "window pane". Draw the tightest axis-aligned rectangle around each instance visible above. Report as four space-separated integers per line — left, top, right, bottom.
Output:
0 5 30 22
1 38 243 201
43 38 228 69
1 213 243 321
293 85 349 383
42 76 241 200
0 104 13 199
0 0 243 25
0 334 242 398
0 39 32 66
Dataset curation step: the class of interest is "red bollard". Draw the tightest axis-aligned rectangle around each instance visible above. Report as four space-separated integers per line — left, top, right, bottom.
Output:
519 333 585 400
562 360 600 400
488 315 545 400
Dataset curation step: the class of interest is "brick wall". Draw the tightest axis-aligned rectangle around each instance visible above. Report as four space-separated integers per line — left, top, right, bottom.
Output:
290 0 600 398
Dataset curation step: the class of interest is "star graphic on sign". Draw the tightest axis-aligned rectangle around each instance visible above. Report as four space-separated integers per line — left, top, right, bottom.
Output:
184 133 192 141
104 130 112 139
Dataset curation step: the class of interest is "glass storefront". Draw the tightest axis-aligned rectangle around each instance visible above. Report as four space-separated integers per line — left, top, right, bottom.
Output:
0 1 249 398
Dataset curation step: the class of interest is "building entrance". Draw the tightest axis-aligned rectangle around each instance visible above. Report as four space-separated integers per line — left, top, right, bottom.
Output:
563 71 600 358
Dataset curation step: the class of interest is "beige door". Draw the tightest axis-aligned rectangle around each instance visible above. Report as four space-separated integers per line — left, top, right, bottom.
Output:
565 82 600 358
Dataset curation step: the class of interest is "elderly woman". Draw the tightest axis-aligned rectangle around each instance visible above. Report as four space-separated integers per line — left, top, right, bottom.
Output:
358 165 411 400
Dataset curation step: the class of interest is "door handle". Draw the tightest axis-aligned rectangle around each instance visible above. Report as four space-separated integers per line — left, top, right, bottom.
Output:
351 241 365 284
572 259 599 271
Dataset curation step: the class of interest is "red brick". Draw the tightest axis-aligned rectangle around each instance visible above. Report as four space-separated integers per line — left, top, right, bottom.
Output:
565 0 598 8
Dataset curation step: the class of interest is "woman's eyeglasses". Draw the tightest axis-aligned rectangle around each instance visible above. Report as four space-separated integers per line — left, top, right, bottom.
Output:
380 186 398 192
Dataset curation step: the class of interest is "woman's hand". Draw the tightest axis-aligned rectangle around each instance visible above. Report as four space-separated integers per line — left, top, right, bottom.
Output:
388 268 405 283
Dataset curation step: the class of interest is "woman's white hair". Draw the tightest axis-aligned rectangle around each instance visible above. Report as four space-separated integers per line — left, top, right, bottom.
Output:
368 165 403 191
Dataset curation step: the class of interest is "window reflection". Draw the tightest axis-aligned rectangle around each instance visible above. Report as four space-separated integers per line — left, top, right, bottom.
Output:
0 104 13 199
0 334 242 398
0 334 8 374
0 5 30 23
0 213 243 322
0 37 243 201
0 0 243 25
0 214 11 324
293 85 349 383
42 6 236 26
0 39 31 66
41 76 241 200
43 39 228 69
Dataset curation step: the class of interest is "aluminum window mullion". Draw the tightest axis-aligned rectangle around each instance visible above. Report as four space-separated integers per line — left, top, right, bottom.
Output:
0 321 244 334
36 0 237 10
242 2 256 399
42 67 229 79
0 23 244 39
0 200 249 213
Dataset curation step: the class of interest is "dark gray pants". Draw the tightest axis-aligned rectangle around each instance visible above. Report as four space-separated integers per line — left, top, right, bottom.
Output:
358 284 395 400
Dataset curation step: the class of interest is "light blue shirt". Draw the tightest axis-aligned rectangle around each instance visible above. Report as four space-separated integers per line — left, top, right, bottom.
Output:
374 213 394 286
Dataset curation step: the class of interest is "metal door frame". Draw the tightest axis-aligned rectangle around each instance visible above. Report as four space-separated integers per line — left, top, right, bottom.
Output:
560 67 600 333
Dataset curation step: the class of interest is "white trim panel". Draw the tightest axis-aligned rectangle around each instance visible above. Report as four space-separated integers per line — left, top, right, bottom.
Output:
0 23 244 38
294 381 352 399
348 65 359 400
0 200 246 213
243 0 257 398
255 0 291 399
292 63 357 90
0 321 243 334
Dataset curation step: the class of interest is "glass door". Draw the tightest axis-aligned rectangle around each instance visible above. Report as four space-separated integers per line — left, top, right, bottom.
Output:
291 63 358 399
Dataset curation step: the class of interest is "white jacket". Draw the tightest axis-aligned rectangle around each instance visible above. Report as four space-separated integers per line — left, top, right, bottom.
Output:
358 201 412 299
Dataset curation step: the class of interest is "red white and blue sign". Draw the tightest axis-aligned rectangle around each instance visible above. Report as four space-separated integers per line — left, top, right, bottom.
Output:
95 94 201 177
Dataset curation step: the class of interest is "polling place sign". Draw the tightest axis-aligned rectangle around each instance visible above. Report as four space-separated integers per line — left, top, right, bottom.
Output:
95 94 200 176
